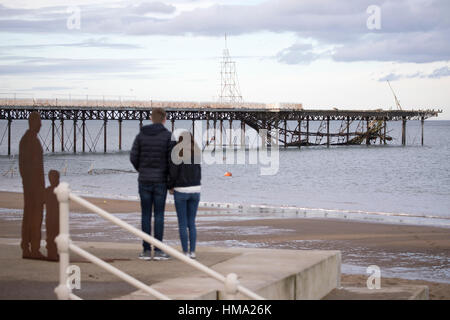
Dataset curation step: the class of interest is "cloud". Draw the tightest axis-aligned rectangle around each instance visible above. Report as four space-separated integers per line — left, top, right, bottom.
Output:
130 1 176 14
31 86 73 91
0 0 449 64
429 66 450 79
0 56 154 75
334 32 450 64
276 42 328 65
0 37 142 50
378 66 450 81
378 73 404 82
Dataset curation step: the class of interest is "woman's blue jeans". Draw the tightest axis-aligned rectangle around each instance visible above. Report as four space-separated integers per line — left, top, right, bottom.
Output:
174 191 200 253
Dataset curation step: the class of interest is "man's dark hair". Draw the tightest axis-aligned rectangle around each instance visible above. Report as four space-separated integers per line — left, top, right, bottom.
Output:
151 108 166 124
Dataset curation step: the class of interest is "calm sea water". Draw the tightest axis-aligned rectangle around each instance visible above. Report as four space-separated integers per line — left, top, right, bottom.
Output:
0 119 449 226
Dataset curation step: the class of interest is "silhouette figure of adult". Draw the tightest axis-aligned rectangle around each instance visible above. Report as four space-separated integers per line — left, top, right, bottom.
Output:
45 170 60 261
19 111 46 260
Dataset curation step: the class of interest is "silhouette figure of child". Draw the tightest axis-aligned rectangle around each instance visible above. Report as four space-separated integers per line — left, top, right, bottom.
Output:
45 170 60 261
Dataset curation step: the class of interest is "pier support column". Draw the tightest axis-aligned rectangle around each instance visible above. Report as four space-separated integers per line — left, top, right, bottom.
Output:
171 118 175 132
241 121 245 148
379 121 383 145
306 118 309 146
346 117 350 144
261 120 267 148
326 117 330 148
213 120 217 149
61 119 64 152
366 118 370 145
220 120 223 147
402 118 407 146
284 120 287 148
229 119 232 146
267 123 272 148
206 119 210 146
298 119 301 149
383 119 387 145
118 119 122 151
82 120 86 152
421 117 425 146
51 119 55 153
73 119 77 154
104 119 107 153
192 120 195 139
7 118 11 156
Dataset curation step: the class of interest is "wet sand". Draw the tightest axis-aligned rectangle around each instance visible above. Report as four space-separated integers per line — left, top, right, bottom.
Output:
1 191 449 299
337 274 450 300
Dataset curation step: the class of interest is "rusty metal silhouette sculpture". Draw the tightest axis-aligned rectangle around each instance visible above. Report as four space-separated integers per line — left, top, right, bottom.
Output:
19 111 46 260
45 170 60 261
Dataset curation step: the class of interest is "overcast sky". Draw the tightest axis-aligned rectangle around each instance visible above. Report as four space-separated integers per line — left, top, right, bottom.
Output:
0 0 449 118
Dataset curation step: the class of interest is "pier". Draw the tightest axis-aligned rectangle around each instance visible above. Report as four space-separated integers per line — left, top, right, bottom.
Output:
0 98 441 155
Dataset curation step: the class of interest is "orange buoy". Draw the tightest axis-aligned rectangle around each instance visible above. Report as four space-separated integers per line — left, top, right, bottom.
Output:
224 172 232 177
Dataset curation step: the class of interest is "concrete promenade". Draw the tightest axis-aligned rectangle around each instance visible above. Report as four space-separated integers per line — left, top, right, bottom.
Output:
0 238 429 300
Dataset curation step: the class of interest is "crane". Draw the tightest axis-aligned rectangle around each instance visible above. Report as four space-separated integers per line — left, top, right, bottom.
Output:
387 80 402 111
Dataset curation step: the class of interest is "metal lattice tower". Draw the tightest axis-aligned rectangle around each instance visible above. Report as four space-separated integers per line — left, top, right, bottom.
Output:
219 34 243 103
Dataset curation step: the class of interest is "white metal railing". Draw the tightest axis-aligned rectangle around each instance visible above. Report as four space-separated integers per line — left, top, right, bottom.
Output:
53 182 264 300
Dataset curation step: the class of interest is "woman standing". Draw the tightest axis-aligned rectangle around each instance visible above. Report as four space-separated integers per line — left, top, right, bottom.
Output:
168 131 201 259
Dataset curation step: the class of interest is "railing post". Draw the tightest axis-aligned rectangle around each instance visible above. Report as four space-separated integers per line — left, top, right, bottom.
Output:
54 182 72 300
224 273 239 300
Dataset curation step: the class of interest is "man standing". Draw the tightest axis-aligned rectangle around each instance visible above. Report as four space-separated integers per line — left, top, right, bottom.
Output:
130 108 174 260
19 111 46 260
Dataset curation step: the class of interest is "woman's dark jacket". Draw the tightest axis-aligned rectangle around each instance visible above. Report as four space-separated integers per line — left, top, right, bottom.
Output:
168 153 201 189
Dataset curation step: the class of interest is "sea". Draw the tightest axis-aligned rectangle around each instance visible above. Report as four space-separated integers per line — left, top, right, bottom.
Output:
1 118 449 226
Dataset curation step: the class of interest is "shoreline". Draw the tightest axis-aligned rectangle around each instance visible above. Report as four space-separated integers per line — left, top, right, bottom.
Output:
2 189 448 229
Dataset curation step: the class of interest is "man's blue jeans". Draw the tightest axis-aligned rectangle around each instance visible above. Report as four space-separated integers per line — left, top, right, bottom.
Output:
139 182 167 252
174 191 200 253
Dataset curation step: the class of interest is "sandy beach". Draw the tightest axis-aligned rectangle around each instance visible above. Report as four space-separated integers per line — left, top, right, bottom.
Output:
1 191 449 299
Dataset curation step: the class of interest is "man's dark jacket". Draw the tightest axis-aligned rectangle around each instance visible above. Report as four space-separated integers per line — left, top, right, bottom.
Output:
130 123 174 184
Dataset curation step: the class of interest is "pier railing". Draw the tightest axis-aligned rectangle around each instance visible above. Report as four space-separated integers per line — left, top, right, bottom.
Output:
53 182 265 300
0 95 302 110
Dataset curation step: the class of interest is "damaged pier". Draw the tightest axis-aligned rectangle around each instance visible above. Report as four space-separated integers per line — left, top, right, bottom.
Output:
0 98 442 155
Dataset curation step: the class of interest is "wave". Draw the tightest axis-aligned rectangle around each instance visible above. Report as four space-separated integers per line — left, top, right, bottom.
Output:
87 168 135 175
64 189 450 228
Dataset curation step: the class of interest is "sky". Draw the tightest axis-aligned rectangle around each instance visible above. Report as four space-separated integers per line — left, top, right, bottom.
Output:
0 0 449 119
